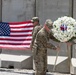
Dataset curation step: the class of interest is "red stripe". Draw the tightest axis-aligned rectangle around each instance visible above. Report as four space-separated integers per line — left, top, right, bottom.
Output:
10 26 33 28
0 38 32 41
0 43 30 45
9 21 32 25
11 30 32 32
10 34 32 37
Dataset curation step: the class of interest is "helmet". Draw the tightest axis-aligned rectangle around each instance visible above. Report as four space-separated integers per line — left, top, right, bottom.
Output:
45 19 53 29
31 17 39 23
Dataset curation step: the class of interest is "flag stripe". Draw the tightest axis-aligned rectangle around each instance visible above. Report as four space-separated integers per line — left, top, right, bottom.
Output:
0 36 32 39
9 34 32 37
10 28 33 31
0 37 32 40
0 43 31 45
10 33 32 35
10 23 33 26
10 26 33 28
0 40 31 43
11 30 33 32
9 21 32 25
10 32 32 35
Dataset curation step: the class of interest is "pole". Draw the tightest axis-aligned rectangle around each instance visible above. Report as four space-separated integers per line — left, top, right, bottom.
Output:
53 43 60 72
66 43 71 71
53 50 59 72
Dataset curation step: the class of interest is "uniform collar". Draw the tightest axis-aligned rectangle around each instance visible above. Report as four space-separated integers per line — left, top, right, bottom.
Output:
34 24 40 27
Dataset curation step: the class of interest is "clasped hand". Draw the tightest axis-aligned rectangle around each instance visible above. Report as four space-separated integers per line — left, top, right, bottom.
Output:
55 45 60 51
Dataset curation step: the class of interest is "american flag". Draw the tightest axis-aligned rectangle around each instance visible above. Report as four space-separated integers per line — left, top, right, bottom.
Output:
0 21 33 50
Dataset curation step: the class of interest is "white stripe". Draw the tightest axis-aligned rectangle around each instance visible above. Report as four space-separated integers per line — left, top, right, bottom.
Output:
0 36 32 39
10 23 33 27
11 27 33 31
0 40 31 43
0 45 30 47
10 32 32 35
11 28 33 31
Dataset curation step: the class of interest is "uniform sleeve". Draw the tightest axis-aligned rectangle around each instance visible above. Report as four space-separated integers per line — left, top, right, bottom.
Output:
38 34 56 50
47 43 57 50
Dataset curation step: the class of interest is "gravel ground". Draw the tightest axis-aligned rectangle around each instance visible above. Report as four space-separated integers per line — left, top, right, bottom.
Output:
0 68 71 75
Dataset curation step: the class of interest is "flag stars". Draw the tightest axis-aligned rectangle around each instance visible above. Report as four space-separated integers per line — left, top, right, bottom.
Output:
0 22 10 36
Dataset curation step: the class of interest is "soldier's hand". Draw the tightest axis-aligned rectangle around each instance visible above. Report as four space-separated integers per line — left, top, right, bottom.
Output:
55 46 60 51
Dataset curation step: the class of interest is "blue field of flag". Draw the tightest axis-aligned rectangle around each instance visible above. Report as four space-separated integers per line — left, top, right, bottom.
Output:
0 22 10 36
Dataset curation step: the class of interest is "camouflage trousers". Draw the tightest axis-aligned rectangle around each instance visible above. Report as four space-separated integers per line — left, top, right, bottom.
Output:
32 47 47 75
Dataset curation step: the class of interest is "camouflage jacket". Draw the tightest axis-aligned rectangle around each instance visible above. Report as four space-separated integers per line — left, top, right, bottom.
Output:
33 28 56 50
30 24 42 48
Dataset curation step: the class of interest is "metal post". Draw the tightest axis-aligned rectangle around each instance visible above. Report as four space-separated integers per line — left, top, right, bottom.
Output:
34 0 36 17
0 0 2 53
0 0 2 22
68 0 74 69
67 44 71 71
69 0 73 17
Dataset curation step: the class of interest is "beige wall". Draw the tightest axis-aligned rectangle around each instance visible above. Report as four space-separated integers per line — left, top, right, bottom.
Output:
2 0 35 22
36 0 72 24
73 0 76 19
2 0 73 23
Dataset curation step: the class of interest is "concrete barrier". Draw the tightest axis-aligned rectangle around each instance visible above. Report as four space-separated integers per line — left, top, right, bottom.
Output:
70 58 76 74
0 54 33 69
47 56 69 73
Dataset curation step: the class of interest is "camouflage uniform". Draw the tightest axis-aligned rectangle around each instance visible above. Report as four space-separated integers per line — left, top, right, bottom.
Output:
30 17 42 48
31 24 42 48
31 24 42 70
30 17 42 70
32 19 57 75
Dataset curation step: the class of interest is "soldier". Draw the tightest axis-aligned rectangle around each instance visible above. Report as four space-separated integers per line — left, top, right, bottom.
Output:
30 17 42 49
30 17 42 70
32 19 60 75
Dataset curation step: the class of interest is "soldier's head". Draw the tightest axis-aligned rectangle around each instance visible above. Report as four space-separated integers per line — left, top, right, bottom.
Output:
31 17 39 26
44 19 53 33
45 19 53 29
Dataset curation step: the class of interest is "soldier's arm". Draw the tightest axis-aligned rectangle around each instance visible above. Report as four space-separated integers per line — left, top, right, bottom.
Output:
49 32 60 42
39 34 56 50
47 43 57 50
